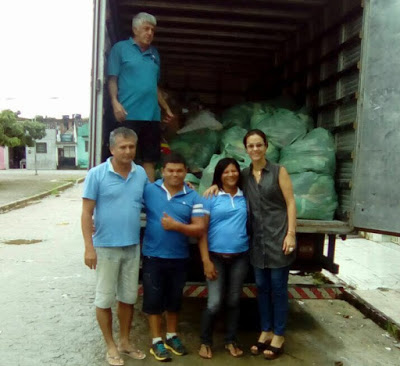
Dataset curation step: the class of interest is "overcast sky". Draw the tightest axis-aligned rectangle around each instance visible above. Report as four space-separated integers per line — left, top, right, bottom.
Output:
0 0 93 119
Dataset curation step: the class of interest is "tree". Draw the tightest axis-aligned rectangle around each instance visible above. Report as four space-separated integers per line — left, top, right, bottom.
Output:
0 110 46 147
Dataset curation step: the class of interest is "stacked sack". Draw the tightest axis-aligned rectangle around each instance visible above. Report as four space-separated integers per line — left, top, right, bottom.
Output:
169 98 338 220
279 128 338 220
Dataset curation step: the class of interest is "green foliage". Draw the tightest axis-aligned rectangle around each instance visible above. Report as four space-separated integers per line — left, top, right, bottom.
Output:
24 120 46 146
0 110 46 147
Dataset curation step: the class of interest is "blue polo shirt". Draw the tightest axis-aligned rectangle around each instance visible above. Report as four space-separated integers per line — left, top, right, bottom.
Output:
203 189 249 254
108 37 161 121
82 158 148 247
142 179 204 259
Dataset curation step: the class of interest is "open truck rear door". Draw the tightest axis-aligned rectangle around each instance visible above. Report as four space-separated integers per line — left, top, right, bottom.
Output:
352 0 400 235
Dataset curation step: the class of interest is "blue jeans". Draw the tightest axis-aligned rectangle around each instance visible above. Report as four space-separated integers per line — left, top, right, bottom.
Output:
254 266 290 336
200 252 249 345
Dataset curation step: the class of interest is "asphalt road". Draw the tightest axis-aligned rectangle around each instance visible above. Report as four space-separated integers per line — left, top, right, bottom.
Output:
0 169 86 207
0 184 399 366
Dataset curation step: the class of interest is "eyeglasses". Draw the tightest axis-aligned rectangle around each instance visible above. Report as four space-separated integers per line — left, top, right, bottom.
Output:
246 143 265 150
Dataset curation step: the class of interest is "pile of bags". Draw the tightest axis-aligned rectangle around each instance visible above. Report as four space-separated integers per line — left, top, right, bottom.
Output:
167 99 338 220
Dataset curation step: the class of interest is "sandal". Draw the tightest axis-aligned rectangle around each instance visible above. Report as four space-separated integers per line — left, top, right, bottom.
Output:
198 344 212 359
250 339 271 355
264 343 285 360
225 342 243 357
118 346 146 360
106 352 124 366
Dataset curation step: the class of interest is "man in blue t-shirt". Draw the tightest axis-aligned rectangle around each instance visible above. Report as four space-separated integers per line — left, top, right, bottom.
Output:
81 127 148 365
108 12 173 182
142 152 205 361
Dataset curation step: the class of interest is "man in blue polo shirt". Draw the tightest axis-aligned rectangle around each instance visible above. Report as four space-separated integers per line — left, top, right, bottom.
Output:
142 152 205 361
81 127 147 366
108 12 173 182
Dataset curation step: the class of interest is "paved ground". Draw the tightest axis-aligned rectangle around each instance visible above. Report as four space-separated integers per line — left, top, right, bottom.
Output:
0 169 87 206
1 184 399 366
326 237 400 327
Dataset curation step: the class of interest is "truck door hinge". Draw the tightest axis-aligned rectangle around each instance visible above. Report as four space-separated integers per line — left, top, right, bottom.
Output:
96 79 102 92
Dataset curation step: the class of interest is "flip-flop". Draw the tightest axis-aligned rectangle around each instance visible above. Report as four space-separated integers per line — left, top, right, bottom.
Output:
118 347 146 360
198 344 212 359
250 339 272 355
106 352 124 366
225 343 244 357
264 343 284 360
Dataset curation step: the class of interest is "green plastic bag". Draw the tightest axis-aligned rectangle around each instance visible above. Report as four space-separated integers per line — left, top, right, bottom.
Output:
250 108 308 148
198 153 226 195
220 126 248 160
220 103 254 130
280 128 336 175
184 173 200 192
169 129 220 173
266 143 280 164
290 172 338 220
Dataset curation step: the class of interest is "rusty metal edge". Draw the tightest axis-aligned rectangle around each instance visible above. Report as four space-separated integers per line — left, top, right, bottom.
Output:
340 289 400 341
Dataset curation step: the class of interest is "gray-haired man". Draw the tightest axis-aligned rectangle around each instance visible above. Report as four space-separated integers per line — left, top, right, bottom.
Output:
108 12 173 182
82 127 148 366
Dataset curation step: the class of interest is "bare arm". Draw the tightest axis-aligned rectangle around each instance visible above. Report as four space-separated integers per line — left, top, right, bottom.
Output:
198 216 218 280
278 166 297 255
157 87 174 123
81 198 97 269
161 213 206 237
108 76 127 122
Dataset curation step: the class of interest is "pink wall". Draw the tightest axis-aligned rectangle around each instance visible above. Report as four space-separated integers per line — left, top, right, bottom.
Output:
0 147 5 169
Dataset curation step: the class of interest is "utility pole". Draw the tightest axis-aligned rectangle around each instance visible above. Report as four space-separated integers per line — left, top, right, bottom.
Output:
34 140 38 175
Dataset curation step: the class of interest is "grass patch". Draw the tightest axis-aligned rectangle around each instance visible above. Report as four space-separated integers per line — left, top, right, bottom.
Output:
312 272 331 286
386 321 400 339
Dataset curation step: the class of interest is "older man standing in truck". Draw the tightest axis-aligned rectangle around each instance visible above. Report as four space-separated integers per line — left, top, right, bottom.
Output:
108 12 173 182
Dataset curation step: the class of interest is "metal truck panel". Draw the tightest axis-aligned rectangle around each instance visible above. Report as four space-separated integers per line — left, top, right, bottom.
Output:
352 0 400 234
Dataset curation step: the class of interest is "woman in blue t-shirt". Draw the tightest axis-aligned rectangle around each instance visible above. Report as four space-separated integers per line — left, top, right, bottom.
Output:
198 158 249 359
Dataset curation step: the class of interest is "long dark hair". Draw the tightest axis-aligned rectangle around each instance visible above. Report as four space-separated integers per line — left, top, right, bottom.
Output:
212 158 242 190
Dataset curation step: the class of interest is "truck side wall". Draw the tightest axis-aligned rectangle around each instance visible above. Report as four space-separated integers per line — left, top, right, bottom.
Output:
276 0 362 224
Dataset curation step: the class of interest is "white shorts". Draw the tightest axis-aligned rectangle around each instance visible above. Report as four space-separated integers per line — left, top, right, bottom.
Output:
94 244 140 309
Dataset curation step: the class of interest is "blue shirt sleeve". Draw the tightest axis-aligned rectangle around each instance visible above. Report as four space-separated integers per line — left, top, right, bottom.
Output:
107 43 121 77
82 169 99 201
201 196 212 216
191 193 205 218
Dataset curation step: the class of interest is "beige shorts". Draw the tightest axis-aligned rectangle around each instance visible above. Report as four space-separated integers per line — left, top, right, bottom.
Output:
94 244 140 309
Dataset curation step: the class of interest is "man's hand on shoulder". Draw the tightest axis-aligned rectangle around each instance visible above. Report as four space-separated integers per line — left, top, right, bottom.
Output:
161 212 177 231
112 100 127 123
84 247 97 269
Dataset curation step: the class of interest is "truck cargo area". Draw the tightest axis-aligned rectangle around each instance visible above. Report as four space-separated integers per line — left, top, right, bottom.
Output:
99 0 362 222
91 0 400 273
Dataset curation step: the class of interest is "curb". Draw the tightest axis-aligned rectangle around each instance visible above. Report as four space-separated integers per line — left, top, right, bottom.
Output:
0 177 85 214
340 289 400 340
322 271 400 340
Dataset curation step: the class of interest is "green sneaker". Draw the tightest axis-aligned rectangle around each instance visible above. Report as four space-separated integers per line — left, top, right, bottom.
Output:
150 341 172 362
164 336 187 356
